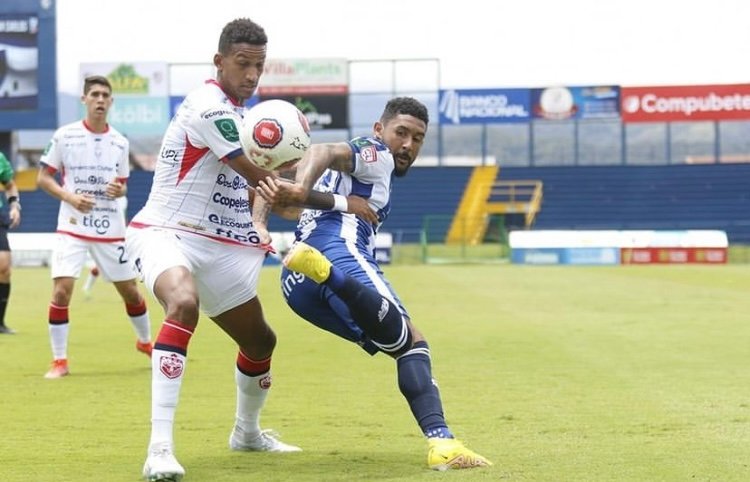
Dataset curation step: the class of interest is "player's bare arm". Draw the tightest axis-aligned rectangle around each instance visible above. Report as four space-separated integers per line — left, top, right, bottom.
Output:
256 143 378 223
250 188 274 245
4 179 21 229
227 152 278 188
37 166 95 213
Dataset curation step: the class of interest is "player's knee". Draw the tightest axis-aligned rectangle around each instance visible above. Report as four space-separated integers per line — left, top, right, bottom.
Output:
239 328 276 359
370 300 412 354
164 292 200 324
116 282 143 305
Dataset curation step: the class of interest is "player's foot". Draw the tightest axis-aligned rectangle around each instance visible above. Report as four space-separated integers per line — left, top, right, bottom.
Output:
0 325 15 334
44 359 70 379
142 442 185 482
229 426 302 452
427 437 493 470
136 340 153 358
282 242 331 284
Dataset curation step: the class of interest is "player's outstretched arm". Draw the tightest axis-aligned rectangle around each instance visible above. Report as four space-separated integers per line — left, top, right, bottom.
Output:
255 143 378 223
226 152 278 188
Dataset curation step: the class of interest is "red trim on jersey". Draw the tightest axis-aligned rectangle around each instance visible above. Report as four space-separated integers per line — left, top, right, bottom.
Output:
44 164 57 175
177 136 209 185
206 79 243 106
56 230 125 242
116 177 128 184
82 119 110 134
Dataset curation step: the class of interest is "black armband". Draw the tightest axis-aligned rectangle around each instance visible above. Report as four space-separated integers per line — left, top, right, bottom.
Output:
7 196 18 205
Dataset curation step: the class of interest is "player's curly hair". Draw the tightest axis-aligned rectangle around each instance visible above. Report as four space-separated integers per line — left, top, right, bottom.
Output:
218 18 267 54
381 97 429 126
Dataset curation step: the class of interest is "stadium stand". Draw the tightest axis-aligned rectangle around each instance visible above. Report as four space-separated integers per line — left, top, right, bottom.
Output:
498 163 750 243
15 163 750 244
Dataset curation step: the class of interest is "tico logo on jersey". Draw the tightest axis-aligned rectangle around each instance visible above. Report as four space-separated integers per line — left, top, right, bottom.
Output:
253 118 283 148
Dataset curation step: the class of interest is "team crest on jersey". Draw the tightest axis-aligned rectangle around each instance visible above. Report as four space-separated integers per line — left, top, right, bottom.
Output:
258 374 272 389
214 119 240 142
360 146 377 163
159 353 184 379
253 119 283 148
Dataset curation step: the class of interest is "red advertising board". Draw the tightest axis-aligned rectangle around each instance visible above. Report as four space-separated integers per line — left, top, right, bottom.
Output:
620 247 727 264
621 84 750 122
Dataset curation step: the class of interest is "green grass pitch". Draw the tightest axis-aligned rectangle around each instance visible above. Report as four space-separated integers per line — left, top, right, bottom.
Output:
2 263 749 481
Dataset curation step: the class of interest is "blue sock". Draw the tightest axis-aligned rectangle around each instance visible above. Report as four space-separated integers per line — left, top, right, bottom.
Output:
397 341 454 439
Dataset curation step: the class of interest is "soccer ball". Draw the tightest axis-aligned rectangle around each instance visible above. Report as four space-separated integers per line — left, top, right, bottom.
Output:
240 99 311 171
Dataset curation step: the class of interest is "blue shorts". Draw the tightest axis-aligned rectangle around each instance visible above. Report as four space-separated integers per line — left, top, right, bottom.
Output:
280 235 407 355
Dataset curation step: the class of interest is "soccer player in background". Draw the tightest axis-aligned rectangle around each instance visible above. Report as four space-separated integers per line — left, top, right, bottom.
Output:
256 97 493 470
37 75 153 379
0 150 22 334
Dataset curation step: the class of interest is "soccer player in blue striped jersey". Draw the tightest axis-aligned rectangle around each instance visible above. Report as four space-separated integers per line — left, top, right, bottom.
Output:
257 97 492 470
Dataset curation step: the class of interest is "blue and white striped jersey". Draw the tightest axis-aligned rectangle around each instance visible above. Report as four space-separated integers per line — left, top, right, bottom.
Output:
295 136 394 254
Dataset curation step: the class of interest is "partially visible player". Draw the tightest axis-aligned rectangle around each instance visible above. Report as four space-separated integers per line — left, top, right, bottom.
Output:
0 150 21 334
37 75 153 379
257 97 492 470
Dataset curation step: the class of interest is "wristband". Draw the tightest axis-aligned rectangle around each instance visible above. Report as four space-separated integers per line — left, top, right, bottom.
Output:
332 194 348 212
7 196 18 205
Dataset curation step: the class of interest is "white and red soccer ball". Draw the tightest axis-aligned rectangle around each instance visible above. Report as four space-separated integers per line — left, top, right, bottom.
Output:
240 99 311 171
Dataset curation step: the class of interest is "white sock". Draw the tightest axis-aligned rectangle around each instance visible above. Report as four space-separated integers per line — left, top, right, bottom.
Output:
235 367 271 436
150 348 187 447
49 323 69 360
129 311 152 343
82 272 97 293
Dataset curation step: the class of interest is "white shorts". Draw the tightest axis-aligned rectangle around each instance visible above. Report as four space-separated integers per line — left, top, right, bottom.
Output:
125 227 265 317
51 233 138 282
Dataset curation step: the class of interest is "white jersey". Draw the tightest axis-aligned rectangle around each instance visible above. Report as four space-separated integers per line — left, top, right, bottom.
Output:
296 136 394 251
130 81 263 247
40 120 130 241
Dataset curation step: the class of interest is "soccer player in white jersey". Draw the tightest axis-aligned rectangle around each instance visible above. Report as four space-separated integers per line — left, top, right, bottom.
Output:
125 18 375 482
257 97 492 471
36 75 153 379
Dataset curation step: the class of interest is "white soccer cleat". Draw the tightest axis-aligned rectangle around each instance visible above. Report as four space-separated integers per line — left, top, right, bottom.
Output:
142 442 185 482
229 426 302 452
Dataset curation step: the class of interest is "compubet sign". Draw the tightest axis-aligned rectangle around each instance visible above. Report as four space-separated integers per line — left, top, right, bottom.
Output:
621 84 750 122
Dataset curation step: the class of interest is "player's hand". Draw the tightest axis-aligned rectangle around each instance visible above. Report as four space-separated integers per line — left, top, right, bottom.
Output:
346 196 379 224
69 193 96 213
106 179 125 199
8 205 20 229
256 176 306 207
255 223 276 254
256 223 272 246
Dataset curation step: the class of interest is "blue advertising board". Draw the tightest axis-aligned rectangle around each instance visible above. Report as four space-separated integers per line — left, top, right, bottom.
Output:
0 0 57 129
438 88 530 125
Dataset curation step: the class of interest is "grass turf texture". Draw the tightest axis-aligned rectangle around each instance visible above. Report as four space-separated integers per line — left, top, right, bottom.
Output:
2 264 749 481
